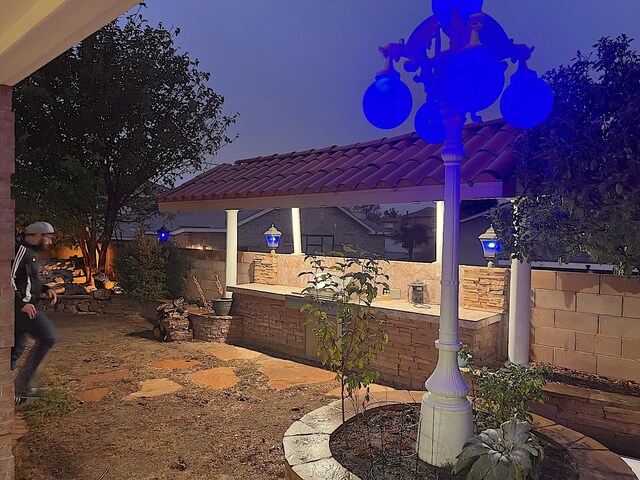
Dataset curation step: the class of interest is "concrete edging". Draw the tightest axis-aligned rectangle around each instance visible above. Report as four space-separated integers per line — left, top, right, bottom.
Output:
283 390 637 480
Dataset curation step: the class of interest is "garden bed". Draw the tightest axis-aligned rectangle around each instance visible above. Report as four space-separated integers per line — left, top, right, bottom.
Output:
283 396 637 480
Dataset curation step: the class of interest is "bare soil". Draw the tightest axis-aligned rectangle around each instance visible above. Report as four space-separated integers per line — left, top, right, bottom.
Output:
331 406 580 480
14 301 337 480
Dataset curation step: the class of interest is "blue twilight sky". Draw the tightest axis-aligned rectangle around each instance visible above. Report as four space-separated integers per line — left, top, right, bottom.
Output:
141 0 640 187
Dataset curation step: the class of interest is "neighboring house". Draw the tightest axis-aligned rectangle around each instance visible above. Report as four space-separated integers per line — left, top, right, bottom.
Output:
116 206 390 256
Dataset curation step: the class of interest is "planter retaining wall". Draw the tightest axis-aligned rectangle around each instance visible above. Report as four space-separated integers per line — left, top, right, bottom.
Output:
529 382 640 458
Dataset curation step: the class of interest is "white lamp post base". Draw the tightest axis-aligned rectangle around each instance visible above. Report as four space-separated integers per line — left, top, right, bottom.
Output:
418 391 473 466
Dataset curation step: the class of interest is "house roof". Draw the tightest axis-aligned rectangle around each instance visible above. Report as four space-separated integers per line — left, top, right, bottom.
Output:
115 209 272 240
158 118 521 212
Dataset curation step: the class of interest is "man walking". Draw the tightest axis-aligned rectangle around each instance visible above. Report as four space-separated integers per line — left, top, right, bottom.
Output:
11 221 59 401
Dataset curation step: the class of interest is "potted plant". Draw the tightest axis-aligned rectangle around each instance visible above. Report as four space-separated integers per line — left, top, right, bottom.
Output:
212 272 233 316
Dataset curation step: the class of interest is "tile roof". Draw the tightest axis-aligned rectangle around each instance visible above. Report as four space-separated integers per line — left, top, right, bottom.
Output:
158 118 520 211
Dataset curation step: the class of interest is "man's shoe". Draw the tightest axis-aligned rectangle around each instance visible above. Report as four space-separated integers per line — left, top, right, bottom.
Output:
18 387 48 398
14 396 27 405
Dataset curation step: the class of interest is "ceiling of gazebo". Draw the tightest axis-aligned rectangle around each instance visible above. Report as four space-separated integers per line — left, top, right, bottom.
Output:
0 0 139 86
158 118 520 212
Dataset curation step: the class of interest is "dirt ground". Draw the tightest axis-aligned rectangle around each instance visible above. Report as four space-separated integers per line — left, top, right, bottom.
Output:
14 301 340 480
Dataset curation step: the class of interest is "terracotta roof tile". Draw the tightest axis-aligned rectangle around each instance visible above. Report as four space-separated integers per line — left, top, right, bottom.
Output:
158 119 521 208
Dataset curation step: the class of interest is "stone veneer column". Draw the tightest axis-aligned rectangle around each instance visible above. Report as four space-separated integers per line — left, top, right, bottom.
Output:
0 84 16 479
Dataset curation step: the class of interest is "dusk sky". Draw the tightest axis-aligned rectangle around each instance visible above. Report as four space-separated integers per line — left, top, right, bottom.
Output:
142 1 640 188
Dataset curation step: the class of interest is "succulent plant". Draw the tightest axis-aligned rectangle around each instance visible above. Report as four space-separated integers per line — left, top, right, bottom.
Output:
452 420 544 480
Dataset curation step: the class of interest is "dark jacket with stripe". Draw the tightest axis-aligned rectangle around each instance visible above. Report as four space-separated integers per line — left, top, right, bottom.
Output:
11 242 49 311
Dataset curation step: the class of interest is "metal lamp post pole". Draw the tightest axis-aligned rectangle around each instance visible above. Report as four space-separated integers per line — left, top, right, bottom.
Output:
418 110 473 464
362 0 554 467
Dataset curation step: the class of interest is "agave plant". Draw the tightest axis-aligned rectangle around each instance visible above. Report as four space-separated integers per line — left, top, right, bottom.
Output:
452 420 544 480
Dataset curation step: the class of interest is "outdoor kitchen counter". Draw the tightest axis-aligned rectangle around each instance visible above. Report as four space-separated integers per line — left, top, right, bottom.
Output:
227 283 502 330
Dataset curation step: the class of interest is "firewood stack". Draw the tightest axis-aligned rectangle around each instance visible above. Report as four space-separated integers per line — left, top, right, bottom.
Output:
154 298 192 342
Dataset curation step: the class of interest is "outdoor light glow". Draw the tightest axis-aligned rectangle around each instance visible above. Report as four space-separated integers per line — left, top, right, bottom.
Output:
157 226 170 242
415 103 446 144
487 241 496 249
442 47 506 113
362 75 413 129
500 68 554 129
263 224 283 252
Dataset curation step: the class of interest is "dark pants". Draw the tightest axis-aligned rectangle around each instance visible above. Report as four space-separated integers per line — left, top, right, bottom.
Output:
12 309 58 394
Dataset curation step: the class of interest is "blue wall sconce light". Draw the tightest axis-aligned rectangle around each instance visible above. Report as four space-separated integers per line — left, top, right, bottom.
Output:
157 225 170 242
478 226 502 267
264 224 283 254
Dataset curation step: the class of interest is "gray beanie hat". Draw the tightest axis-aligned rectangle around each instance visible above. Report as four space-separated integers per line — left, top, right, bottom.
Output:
25 221 55 235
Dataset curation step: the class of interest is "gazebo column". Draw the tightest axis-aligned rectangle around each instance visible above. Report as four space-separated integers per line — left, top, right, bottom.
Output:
225 209 239 298
291 207 303 255
435 201 444 263
508 257 531 364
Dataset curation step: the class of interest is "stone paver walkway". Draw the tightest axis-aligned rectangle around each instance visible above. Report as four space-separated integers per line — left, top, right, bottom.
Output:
74 342 345 402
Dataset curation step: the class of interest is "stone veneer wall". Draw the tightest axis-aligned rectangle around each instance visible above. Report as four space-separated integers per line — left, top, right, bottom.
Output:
234 293 306 358
530 271 640 383
276 254 509 312
253 254 278 285
460 266 509 313
529 383 640 458
232 292 502 389
0 85 15 479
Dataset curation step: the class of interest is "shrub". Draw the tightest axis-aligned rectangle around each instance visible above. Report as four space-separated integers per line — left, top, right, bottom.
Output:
474 362 553 429
115 231 168 302
163 241 194 298
299 248 389 427
452 420 544 480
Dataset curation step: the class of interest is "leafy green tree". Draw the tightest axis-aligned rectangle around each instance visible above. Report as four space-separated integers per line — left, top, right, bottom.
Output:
13 10 235 279
300 249 389 431
393 223 429 260
489 35 640 275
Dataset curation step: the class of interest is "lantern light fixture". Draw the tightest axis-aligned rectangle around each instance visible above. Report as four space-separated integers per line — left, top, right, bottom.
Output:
263 224 283 254
478 226 502 267
157 225 170 242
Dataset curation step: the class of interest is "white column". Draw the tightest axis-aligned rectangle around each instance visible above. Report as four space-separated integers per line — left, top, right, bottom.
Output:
225 209 239 298
418 111 473 466
435 201 444 263
509 257 531 364
291 207 303 255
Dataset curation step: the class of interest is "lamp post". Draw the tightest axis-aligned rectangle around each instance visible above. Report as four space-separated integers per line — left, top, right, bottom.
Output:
263 224 282 254
478 226 501 267
363 0 553 466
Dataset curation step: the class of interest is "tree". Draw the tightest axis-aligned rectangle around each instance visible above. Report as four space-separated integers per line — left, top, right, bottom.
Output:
489 35 640 275
393 223 429 260
383 207 400 218
348 205 382 220
13 10 235 279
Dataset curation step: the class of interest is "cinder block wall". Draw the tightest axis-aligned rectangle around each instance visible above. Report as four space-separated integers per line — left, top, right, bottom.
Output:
0 85 16 479
184 250 257 299
530 271 640 382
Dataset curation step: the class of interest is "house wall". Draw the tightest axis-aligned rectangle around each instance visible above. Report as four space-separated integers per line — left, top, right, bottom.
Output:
0 85 15 479
237 207 386 256
530 271 640 383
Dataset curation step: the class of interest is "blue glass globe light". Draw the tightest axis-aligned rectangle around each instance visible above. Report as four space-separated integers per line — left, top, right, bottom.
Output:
415 102 446 144
432 0 484 23
500 67 554 129
363 74 413 129
442 46 506 113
